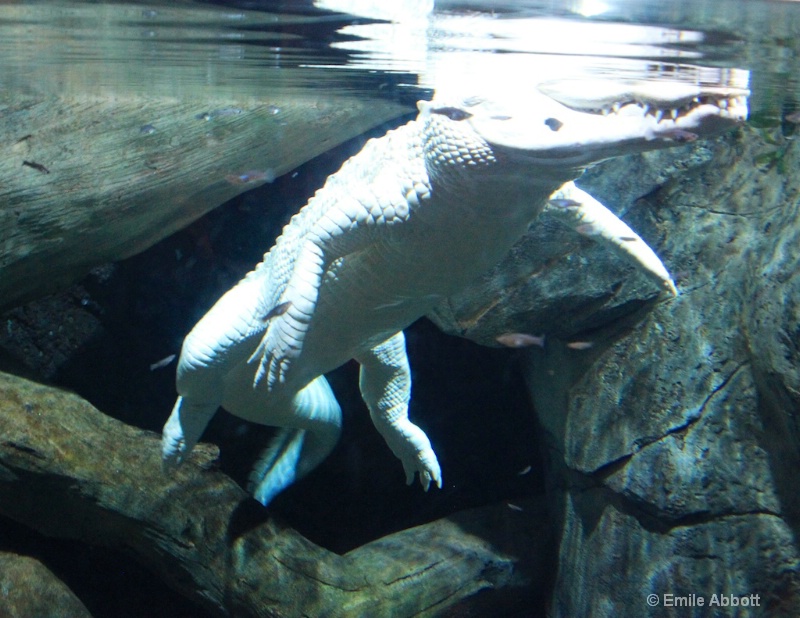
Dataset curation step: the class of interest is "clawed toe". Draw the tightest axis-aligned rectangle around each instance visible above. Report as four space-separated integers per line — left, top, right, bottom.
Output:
420 471 432 492
400 452 442 492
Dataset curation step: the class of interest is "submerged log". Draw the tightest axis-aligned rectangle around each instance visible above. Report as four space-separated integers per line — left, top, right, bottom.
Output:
0 371 546 617
0 1 408 312
0 91 405 312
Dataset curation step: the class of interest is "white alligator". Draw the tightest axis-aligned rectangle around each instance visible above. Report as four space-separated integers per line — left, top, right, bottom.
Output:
162 81 747 505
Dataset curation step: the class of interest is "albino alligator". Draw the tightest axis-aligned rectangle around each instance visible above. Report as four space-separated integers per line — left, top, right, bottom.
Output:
162 81 747 505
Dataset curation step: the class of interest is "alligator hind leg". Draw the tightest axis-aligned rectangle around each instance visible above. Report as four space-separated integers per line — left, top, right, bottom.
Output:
162 396 218 469
247 375 342 506
356 331 442 490
162 273 268 469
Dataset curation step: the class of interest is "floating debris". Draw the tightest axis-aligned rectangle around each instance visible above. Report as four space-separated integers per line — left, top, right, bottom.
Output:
225 169 276 185
22 160 50 174
566 341 594 350
197 107 243 121
150 354 176 371
262 301 292 322
89 263 116 283
496 333 546 348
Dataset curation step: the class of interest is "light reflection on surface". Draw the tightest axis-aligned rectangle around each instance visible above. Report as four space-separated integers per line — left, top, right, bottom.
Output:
0 0 797 117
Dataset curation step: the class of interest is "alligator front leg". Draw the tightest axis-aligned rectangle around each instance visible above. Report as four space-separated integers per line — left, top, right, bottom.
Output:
545 181 679 296
356 332 442 491
254 183 418 391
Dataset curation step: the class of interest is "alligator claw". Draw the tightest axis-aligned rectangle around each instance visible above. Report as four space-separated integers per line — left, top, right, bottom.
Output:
397 436 442 492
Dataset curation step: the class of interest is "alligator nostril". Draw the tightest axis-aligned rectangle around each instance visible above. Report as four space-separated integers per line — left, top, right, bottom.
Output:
545 117 563 131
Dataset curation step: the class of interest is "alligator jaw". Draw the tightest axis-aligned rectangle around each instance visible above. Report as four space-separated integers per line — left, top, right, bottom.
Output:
453 79 749 169
538 79 749 143
538 79 749 121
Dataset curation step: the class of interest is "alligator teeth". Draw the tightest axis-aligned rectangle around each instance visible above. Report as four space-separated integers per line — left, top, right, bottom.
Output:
589 93 743 119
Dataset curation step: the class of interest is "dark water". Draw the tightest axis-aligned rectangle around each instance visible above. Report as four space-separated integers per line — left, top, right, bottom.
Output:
1 0 799 616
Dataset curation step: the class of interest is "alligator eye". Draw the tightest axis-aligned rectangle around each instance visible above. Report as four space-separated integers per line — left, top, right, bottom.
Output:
545 117 563 131
431 107 473 121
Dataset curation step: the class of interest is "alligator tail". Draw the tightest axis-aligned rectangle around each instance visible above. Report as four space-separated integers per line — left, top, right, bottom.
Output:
248 375 342 506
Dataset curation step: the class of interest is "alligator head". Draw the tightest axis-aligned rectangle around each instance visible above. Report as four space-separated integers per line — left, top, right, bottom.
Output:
418 79 748 176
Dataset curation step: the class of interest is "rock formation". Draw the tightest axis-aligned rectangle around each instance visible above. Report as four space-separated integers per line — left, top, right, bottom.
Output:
432 125 800 616
0 551 92 618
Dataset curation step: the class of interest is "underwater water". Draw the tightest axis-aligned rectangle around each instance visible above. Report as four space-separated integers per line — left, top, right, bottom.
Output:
0 0 799 616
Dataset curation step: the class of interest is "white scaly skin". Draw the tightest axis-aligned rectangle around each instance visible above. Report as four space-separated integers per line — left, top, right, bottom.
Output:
162 82 747 506
544 181 680 296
